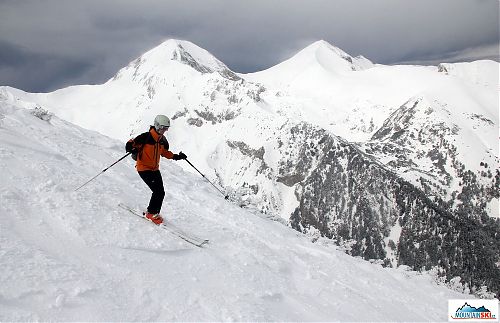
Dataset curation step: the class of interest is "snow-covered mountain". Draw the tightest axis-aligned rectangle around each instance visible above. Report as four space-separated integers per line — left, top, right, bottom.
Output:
245 47 498 215
0 89 475 321
2 39 499 297
243 40 374 85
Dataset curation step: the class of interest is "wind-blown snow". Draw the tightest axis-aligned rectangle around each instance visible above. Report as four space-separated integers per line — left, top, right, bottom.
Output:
0 88 470 321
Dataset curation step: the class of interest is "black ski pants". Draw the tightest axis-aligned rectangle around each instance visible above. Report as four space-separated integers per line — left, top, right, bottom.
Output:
138 170 165 215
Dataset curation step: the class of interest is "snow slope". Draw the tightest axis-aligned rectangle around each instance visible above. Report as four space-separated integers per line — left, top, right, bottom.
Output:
0 81 472 321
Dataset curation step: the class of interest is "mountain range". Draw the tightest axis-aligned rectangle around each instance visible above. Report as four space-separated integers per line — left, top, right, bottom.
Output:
2 38 499 297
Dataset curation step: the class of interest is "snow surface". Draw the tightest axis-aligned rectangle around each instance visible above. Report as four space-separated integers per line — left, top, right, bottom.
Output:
0 86 472 321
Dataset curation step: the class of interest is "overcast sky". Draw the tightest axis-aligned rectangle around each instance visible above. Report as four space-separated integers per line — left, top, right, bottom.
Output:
0 0 498 92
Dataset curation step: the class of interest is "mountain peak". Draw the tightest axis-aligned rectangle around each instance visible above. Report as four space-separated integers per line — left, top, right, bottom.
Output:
113 39 240 82
153 38 189 50
305 39 342 51
295 40 373 72
244 39 373 83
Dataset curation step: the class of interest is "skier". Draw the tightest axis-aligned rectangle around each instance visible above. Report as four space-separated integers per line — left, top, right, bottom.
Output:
125 114 186 224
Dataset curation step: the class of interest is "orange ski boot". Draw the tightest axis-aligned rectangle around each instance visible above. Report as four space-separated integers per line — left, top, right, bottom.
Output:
145 212 163 225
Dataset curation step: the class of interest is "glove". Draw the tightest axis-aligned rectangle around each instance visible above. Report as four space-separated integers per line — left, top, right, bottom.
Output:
173 152 187 160
125 141 137 154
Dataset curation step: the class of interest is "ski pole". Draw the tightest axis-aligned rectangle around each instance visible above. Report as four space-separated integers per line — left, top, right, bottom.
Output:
75 152 131 191
184 157 229 200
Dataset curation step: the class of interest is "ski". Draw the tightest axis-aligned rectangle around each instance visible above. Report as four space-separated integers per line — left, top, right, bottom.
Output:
118 203 209 248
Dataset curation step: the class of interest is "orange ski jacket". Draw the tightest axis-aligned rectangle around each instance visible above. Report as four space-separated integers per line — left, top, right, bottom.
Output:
126 126 174 171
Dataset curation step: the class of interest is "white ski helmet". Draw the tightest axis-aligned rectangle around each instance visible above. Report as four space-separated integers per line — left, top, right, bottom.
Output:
153 114 170 131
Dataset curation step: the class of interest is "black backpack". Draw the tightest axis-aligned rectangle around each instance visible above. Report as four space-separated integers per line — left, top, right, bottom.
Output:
126 132 149 161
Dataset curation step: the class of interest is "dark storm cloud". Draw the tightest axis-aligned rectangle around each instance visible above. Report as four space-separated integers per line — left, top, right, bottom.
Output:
0 0 498 92
0 41 95 92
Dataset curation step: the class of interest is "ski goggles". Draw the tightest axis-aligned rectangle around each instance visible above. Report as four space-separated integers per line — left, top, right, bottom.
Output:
157 125 170 130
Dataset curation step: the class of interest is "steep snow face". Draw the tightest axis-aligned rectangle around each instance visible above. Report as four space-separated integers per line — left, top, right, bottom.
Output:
0 92 470 321
244 40 373 84
242 40 374 103
112 39 241 83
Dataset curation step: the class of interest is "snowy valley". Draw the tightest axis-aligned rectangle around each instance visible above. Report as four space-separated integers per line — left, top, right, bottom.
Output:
1 38 499 317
